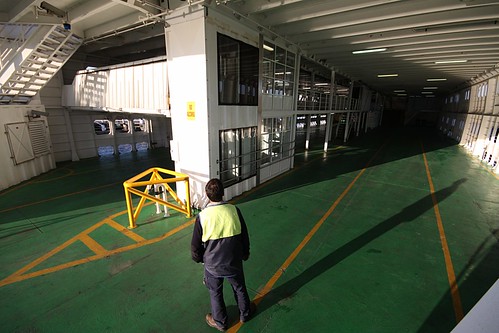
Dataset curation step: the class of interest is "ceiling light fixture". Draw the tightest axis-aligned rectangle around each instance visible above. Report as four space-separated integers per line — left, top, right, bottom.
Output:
427 78 447 81
263 44 274 52
377 74 398 78
394 89 406 92
352 48 387 54
423 87 438 89
435 60 468 64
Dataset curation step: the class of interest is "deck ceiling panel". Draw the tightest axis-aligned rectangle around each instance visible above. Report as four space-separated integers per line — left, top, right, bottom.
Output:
224 0 499 95
1 0 499 96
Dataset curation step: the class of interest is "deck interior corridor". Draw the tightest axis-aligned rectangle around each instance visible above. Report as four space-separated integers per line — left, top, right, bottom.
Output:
1 124 498 333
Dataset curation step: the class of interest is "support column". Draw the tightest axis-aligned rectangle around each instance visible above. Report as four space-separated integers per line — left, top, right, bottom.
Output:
356 111 362 136
305 114 312 149
344 111 350 143
324 113 332 152
63 108 80 161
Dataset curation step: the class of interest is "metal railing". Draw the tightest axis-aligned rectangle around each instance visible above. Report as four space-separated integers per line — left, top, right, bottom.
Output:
123 167 192 229
0 23 38 70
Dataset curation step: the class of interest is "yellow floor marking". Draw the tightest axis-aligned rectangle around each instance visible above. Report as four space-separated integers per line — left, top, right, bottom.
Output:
421 144 464 323
105 218 146 242
0 182 120 213
477 161 499 180
80 234 108 255
228 142 386 333
0 208 195 288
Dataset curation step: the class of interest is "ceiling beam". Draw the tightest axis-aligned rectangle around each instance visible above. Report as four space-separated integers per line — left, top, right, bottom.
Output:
110 0 162 16
6 0 40 22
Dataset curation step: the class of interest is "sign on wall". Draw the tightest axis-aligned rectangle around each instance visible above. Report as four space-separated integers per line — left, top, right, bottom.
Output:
187 101 195 120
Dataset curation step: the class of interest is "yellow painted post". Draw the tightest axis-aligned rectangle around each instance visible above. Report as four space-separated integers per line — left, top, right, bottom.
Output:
123 182 136 229
185 178 192 217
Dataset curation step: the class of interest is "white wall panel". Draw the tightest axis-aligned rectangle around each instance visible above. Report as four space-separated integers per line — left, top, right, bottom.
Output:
68 58 168 113
166 8 210 207
0 105 55 191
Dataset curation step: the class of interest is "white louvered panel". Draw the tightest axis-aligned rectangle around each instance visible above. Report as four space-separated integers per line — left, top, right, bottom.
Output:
28 120 51 156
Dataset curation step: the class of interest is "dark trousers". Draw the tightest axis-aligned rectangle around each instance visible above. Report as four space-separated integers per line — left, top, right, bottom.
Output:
204 269 251 328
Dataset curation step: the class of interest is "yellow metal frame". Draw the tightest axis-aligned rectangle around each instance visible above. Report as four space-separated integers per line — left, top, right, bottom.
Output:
123 167 192 228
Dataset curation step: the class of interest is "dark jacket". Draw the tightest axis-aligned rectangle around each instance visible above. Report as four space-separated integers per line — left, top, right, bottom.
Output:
191 202 250 277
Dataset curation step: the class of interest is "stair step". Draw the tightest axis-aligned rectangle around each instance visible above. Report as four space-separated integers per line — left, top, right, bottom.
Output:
32 51 51 58
54 50 70 58
50 29 68 39
46 36 63 44
38 43 56 51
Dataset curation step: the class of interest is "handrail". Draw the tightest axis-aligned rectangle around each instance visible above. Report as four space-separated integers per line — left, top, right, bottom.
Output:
0 23 38 70
123 167 192 229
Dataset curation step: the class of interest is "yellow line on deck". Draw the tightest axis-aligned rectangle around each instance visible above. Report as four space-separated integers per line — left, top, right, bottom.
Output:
105 218 147 242
0 182 120 213
80 234 108 255
0 209 195 288
228 142 386 333
421 144 464 323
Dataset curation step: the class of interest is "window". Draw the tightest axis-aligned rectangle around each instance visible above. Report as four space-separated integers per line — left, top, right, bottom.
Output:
132 118 147 132
263 42 295 96
261 117 293 165
114 118 130 133
219 127 257 186
217 33 258 105
94 120 110 135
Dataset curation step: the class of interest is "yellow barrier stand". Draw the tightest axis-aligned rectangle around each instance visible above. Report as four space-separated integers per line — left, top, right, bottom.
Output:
123 167 192 229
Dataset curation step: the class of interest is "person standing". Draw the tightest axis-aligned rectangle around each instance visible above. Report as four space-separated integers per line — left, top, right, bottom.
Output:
191 178 253 331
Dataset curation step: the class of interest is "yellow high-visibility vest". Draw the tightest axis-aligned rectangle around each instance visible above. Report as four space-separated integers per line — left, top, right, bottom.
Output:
200 204 241 242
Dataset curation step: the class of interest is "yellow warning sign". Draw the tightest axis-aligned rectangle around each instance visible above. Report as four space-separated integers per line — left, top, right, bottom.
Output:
187 101 195 120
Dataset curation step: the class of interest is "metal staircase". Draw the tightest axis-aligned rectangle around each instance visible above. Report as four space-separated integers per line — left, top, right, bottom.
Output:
0 24 82 104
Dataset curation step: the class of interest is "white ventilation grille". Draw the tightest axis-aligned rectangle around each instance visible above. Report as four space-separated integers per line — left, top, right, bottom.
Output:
28 120 51 156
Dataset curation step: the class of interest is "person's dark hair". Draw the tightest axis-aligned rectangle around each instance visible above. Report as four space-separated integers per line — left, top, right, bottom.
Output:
205 178 224 202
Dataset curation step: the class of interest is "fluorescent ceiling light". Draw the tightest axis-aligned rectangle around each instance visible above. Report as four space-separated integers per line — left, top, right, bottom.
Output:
263 44 274 51
427 78 447 81
378 74 398 78
423 87 438 89
421 91 433 94
435 60 468 64
352 48 387 54
394 89 406 92
315 83 330 86
397 93 407 96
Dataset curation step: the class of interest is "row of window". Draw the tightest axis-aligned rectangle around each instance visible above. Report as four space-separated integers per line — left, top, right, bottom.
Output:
219 116 294 186
217 33 298 105
93 118 147 135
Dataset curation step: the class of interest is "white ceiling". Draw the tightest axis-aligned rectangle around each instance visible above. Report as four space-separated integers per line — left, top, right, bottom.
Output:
2 0 499 96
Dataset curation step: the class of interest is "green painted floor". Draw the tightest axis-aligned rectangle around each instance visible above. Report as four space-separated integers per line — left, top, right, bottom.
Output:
1 126 498 333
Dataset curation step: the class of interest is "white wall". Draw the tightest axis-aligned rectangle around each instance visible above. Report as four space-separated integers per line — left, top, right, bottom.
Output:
165 7 211 208
40 58 172 163
66 57 169 114
0 105 55 191
439 73 499 174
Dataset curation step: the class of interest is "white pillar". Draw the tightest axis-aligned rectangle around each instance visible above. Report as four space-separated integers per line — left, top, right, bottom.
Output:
305 114 312 149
